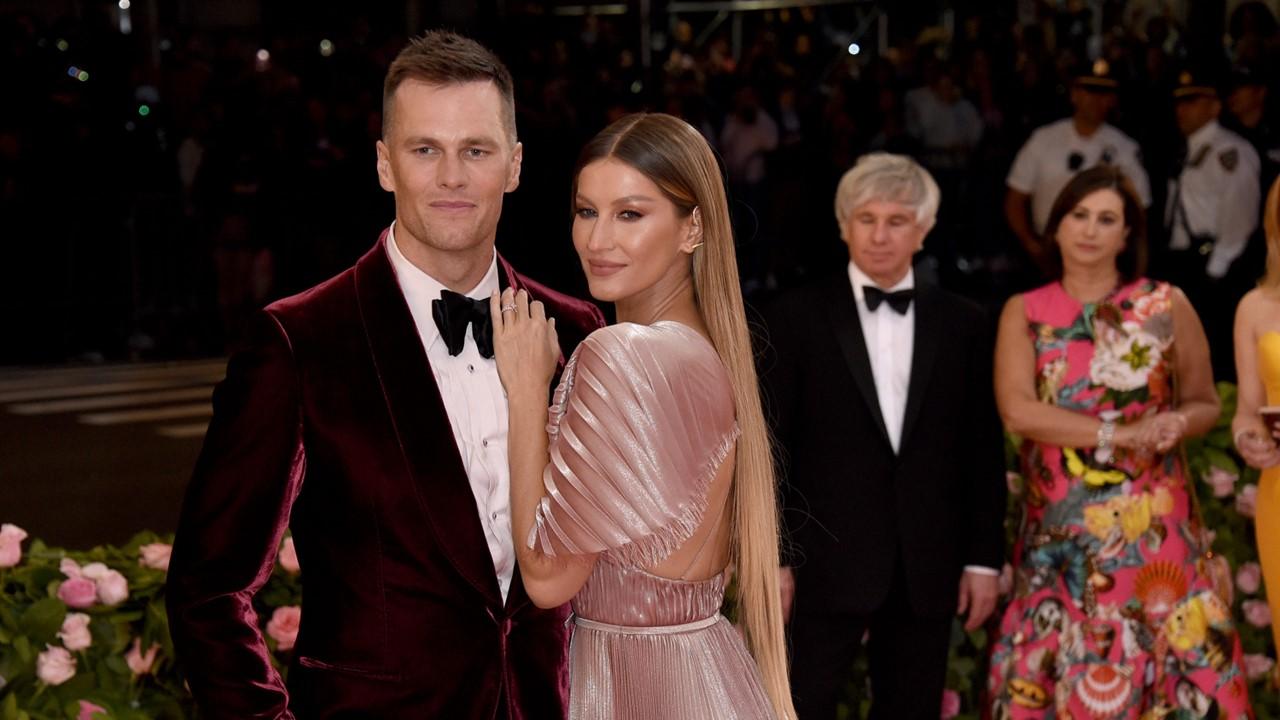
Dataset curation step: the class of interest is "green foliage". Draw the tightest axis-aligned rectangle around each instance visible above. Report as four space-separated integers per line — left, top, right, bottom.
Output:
0 531 301 719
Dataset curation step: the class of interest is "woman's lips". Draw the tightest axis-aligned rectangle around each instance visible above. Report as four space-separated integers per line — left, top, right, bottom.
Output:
587 260 626 277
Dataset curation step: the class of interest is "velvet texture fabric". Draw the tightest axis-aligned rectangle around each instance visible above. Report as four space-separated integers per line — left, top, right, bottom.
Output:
167 230 605 719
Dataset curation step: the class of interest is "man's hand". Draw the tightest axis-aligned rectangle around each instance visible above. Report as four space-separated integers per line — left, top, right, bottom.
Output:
778 566 795 623
956 570 999 632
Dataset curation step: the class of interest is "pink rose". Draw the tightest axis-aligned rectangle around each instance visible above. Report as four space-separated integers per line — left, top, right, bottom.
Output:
266 605 301 651
59 613 92 651
93 569 129 606
138 543 171 572
1243 599 1272 628
1236 484 1258 518
125 637 160 675
61 557 83 577
1202 466 1237 498
1132 286 1171 322
278 537 300 575
77 701 108 720
940 689 961 719
36 645 76 685
0 523 28 568
58 577 98 608
1243 653 1276 680
1236 562 1262 595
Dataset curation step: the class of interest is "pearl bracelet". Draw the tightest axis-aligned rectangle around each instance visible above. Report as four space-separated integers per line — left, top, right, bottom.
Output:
1095 419 1116 464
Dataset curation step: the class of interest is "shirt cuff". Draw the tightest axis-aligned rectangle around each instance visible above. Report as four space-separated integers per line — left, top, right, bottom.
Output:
963 565 1000 576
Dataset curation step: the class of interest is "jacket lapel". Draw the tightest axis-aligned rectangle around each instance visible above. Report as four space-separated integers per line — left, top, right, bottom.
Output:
355 233 502 607
900 284 942 449
825 274 892 447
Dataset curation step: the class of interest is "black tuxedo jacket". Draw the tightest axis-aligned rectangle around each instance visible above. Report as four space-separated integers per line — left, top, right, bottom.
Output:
168 230 605 719
759 272 1006 618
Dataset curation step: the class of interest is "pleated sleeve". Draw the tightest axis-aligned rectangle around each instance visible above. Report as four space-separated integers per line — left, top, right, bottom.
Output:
529 322 741 567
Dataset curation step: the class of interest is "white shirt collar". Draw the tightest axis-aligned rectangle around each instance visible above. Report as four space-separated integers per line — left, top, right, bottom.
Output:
847 260 915 304
385 221 500 352
1188 119 1220 150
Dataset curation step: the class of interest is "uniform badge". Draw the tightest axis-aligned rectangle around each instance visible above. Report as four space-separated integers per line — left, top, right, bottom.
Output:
1218 148 1238 172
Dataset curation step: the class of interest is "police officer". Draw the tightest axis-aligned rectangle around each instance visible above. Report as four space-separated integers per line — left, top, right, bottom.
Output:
1223 63 1280 196
1162 64 1261 381
1006 59 1151 274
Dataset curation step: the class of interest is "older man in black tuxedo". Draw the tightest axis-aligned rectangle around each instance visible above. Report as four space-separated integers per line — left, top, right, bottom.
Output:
760 153 1007 719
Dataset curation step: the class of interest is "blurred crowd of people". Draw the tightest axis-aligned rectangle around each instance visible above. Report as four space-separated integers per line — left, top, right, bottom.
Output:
1 1 1278 365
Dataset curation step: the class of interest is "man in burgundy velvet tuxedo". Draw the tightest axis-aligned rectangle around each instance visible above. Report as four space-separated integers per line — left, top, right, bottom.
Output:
167 31 603 719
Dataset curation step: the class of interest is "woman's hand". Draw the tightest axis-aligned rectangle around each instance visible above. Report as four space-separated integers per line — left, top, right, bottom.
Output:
1235 424 1280 470
490 288 560 400
1116 412 1187 454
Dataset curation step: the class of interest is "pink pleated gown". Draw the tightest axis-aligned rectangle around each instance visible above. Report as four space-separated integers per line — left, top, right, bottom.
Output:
528 321 777 720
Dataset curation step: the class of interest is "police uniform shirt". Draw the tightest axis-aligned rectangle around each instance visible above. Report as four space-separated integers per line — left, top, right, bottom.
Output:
1007 118 1152 233
1165 119 1261 278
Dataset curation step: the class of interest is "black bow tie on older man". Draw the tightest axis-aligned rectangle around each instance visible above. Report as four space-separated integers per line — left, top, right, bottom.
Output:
863 286 914 315
432 289 495 358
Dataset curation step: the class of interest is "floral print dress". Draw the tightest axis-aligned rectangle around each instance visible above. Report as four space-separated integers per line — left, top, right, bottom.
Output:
988 279 1252 720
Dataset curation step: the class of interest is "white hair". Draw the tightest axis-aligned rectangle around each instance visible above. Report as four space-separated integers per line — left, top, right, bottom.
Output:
834 152 941 233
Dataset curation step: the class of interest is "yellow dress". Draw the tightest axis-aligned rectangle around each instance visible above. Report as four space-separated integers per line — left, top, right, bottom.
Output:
1258 330 1280 656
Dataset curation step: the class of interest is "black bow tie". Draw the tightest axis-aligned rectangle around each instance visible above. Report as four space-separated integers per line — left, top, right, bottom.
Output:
864 286 914 314
432 289 494 358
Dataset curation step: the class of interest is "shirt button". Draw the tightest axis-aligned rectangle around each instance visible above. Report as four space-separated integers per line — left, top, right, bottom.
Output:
491 512 499 520
467 364 475 373
482 439 489 447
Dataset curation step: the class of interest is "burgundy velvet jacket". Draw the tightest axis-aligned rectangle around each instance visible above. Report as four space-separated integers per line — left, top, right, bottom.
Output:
167 230 605 719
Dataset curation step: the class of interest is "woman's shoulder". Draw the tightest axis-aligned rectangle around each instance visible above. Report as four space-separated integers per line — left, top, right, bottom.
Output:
1237 287 1280 318
1010 281 1064 320
582 321 715 359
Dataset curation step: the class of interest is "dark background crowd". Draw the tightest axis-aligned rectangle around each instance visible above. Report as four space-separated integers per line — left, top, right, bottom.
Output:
2 0 1278 366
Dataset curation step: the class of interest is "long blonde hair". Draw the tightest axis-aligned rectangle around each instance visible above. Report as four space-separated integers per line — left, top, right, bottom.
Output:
1263 175 1280 292
573 113 795 719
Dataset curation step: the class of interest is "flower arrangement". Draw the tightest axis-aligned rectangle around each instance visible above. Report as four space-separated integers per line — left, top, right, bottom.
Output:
0 531 301 719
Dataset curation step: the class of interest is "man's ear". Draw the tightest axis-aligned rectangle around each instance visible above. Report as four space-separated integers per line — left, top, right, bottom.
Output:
375 140 394 192
506 141 523 193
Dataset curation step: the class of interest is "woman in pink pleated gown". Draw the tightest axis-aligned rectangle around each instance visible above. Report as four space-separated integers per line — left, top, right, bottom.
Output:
490 113 796 720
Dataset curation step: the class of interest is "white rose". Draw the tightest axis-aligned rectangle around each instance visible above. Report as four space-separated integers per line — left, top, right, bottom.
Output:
58 613 93 651
95 569 129 606
78 562 109 580
36 645 76 685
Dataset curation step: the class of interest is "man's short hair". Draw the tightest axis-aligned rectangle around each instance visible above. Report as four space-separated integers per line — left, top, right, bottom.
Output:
382 30 516 144
834 152 941 233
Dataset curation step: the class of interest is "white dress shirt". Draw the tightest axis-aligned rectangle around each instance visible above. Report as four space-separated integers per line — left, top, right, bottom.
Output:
386 223 515 601
1166 119 1261 278
1006 118 1151 233
848 261 914 455
847 261 998 578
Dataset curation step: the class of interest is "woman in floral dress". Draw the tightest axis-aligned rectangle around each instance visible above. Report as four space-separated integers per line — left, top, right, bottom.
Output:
988 167 1252 719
